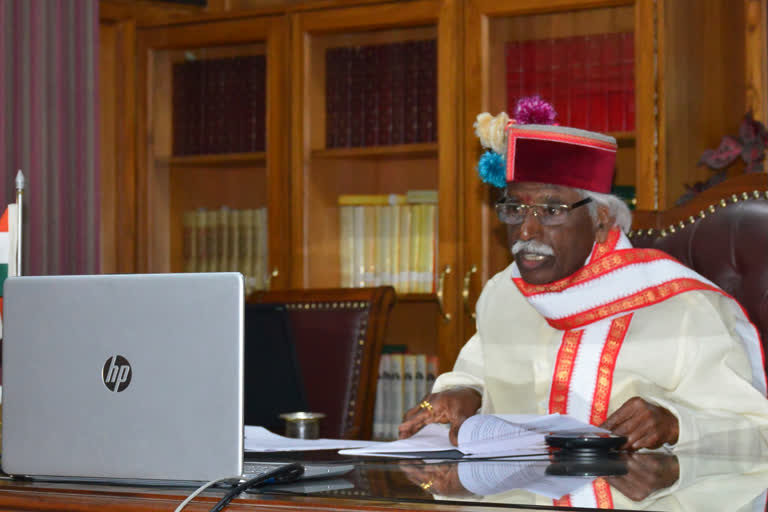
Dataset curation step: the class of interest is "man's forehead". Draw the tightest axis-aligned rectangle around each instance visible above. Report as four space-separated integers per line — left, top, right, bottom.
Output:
505 182 579 200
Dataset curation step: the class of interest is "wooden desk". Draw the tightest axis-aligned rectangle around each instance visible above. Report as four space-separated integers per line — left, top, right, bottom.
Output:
1 449 767 512
0 478 558 512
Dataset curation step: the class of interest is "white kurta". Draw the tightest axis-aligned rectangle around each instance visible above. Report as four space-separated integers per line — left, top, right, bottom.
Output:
433 263 768 446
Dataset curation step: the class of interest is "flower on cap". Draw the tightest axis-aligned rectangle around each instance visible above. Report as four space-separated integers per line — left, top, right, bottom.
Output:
474 96 558 189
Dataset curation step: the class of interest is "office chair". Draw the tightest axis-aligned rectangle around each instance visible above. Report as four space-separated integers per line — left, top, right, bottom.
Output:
630 173 768 370
248 286 396 439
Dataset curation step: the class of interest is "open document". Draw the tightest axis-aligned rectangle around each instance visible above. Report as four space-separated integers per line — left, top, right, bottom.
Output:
339 414 609 458
244 426 383 452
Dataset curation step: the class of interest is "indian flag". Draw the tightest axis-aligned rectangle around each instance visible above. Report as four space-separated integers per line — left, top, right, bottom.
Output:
0 203 19 339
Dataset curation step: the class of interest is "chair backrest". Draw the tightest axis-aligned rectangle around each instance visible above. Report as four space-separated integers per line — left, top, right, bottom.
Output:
247 286 396 440
630 173 768 370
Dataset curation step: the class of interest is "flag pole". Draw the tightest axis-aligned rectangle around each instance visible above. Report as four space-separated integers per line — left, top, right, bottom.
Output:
15 170 24 277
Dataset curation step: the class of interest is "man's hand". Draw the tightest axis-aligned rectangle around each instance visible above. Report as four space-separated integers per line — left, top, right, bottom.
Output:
399 462 473 498
606 452 680 501
398 387 482 446
600 397 679 450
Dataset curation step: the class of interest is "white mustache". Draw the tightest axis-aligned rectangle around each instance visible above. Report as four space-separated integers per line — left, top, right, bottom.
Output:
512 240 555 257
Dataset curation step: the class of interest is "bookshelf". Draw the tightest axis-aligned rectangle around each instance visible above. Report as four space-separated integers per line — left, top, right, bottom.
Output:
136 16 290 292
290 0 462 371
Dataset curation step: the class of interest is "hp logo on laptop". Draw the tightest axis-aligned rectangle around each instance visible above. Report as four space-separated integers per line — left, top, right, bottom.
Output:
103 355 132 392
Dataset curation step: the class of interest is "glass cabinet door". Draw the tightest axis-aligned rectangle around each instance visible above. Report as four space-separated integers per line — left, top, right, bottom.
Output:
137 16 289 294
290 0 462 371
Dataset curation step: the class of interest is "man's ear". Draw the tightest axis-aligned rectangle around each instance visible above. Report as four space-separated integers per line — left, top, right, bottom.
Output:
595 206 613 243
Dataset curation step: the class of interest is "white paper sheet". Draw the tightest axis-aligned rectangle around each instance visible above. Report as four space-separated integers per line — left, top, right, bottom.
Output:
339 413 609 458
244 425 383 452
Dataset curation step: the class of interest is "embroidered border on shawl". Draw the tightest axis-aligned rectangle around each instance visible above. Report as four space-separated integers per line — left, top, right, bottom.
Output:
588 228 621 264
548 278 720 331
549 330 582 414
590 314 632 425
592 478 614 509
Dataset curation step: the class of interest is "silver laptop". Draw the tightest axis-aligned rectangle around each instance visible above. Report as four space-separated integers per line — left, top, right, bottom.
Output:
2 273 245 482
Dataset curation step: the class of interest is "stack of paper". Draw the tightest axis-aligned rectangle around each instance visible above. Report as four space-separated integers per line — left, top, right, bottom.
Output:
339 413 609 458
244 426 383 452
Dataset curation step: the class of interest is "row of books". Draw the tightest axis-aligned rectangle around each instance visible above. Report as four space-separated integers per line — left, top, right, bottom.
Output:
506 32 635 132
182 207 269 292
172 55 266 156
339 190 437 294
372 353 439 441
325 39 437 149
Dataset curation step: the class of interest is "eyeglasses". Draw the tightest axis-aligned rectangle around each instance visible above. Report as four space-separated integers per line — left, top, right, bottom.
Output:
494 197 592 226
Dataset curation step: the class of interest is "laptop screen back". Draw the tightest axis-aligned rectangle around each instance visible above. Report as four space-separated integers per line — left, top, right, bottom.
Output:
1 273 244 482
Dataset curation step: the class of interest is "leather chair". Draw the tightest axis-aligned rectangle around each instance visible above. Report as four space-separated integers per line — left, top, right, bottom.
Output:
247 286 396 440
630 173 768 370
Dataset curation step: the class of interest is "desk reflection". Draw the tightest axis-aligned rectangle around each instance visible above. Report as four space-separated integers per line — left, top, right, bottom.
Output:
387 429 768 511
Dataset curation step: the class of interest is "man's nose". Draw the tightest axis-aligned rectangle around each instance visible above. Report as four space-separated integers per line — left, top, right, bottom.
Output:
518 210 543 240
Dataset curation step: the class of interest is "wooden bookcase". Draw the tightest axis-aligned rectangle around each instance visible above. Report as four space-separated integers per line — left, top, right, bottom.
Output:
129 0 750 369
290 0 463 369
136 15 291 291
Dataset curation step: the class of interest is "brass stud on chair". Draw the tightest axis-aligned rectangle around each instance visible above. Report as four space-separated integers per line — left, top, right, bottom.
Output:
668 225 676 233
754 190 761 199
764 190 768 199
647 228 654 236
731 194 739 203
628 230 635 238
678 221 685 229
719 199 728 208
699 210 706 219
742 192 750 201
661 229 668 237
688 216 695 224
709 204 717 213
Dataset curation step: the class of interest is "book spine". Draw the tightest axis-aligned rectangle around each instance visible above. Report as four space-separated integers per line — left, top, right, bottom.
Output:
352 206 365 287
363 45 379 147
417 39 437 143
408 204 423 292
325 48 339 149
362 205 377 286
389 353 404 440
426 355 439 393
390 43 406 145
389 203 401 291
229 209 240 272
621 32 635 131
256 208 268 289
182 210 197 273
373 354 389 440
205 209 219 272
397 204 412 294
403 40 420 144
242 209 255 292
377 44 393 146
568 37 588 129
586 35 607 132
339 205 355 287
403 354 418 413
414 354 428 400
218 207 230 273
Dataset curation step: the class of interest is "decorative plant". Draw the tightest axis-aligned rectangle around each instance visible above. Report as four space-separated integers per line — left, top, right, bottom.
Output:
677 112 768 205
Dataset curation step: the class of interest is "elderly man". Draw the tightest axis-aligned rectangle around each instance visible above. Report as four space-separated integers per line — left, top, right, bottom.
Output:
398 98 768 450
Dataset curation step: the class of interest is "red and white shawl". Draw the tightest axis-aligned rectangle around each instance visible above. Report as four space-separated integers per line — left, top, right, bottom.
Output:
511 229 767 426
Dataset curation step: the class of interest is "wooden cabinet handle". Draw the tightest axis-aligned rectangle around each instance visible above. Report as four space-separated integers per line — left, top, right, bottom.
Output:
462 264 478 320
437 265 452 322
265 267 279 289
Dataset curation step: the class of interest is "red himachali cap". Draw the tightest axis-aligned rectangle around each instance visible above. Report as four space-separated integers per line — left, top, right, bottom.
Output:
505 123 618 194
